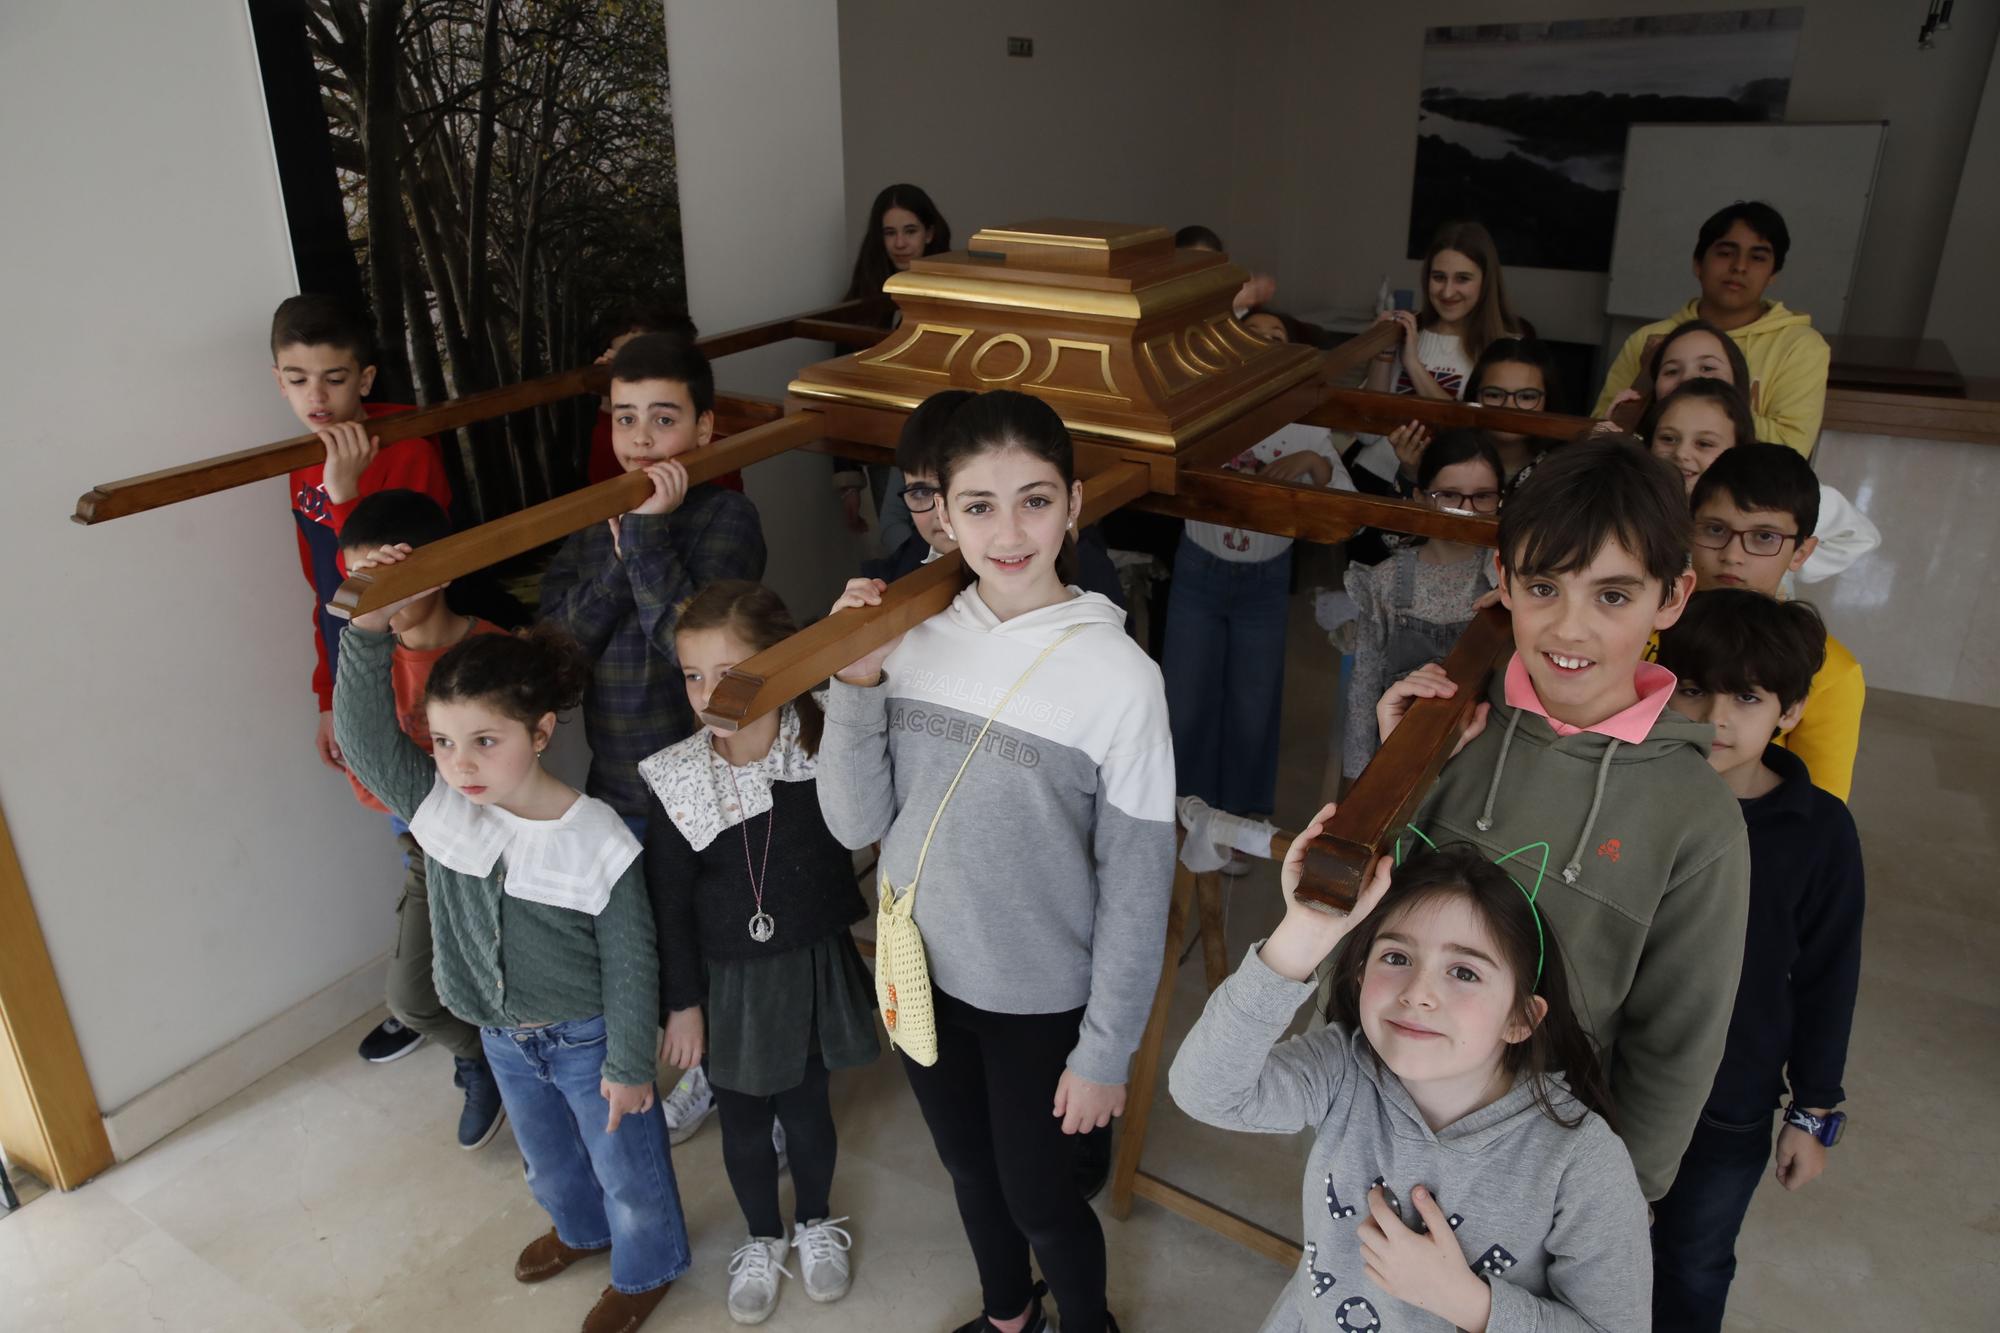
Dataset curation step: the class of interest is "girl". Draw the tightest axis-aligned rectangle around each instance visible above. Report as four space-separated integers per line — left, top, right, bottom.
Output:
818 390 1175 1333
1601 317 1753 429
1340 432 1504 783
333 614 687 1333
1642 378 1759 494
1165 314 1355 839
1464 337 1558 479
1169 813 1651 1332
641 581 878 1324
844 182 952 305
1365 221 1521 406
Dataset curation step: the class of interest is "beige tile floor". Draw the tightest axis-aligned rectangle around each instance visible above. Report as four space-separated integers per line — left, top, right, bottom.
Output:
6 601 1998 1331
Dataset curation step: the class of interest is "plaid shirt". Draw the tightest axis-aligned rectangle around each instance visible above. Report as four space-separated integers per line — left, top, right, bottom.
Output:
539 484 766 816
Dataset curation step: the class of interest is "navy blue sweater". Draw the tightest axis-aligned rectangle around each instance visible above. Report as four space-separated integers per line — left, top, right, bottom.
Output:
1706 744 1865 1117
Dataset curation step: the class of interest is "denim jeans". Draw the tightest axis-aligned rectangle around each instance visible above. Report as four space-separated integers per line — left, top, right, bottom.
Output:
481 1015 691 1294
1650 1108 1777 1331
1162 537 1291 815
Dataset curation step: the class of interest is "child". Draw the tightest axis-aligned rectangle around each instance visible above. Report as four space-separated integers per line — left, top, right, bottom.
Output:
845 182 952 305
1171 821 1650 1331
641 581 878 1323
271 295 453 779
1464 337 1558 479
333 617 687 1333
1686 445 1867 802
818 390 1175 1333
585 299 744 493
539 332 766 830
1651 590 1864 1330
1594 201 1830 454
1341 432 1504 783
1642 377 1758 493
337 492 508 1145
1376 439 1751 1201
1166 320 1356 827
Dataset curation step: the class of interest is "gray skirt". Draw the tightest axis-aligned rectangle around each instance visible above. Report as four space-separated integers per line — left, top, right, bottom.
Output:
706 931 881 1097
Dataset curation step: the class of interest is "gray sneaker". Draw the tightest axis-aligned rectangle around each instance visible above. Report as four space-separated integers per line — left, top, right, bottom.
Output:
662 1065 714 1146
726 1235 790 1324
791 1216 853 1303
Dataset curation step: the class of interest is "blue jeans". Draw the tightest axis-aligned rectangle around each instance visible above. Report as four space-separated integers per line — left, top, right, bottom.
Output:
481 1016 691 1294
1650 1108 1776 1331
1162 537 1290 814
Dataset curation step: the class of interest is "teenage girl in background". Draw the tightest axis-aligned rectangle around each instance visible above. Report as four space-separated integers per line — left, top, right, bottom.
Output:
818 390 1175 1333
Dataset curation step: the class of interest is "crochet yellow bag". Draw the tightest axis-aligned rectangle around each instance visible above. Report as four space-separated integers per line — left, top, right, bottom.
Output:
876 626 1082 1066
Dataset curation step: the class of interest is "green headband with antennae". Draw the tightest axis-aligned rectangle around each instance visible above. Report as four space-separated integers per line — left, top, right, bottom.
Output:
1393 825 1550 987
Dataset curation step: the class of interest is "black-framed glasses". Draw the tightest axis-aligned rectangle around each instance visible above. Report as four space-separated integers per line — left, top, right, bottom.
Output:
1693 519 1797 557
1426 488 1502 514
1476 385 1544 409
900 482 940 513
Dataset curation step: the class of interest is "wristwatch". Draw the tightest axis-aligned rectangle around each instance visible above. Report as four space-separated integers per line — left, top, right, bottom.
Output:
1783 1103 1845 1147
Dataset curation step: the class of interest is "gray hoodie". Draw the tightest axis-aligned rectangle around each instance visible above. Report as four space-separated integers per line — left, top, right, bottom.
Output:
1172 946 1651 1332
817 586 1176 1084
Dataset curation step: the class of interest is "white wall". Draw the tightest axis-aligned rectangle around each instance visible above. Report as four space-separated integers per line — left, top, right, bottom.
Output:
0 2 404 1112
1926 36 2000 381
0 0 858 1123
667 0 868 620
1221 0 2000 350
837 0 1237 263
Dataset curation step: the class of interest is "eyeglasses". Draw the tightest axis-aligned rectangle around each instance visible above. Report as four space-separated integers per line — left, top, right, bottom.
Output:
900 482 940 513
1476 385 1544 409
1693 518 1796 557
1425 488 1503 514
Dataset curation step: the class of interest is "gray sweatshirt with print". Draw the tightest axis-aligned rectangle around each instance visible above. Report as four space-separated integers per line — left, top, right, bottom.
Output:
816 587 1176 1084
1171 946 1652 1333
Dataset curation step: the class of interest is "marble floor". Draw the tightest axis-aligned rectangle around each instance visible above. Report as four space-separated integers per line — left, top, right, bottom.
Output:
5 598 1998 1331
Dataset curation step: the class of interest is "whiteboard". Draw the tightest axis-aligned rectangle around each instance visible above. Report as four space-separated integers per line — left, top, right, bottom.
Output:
1605 122 1886 335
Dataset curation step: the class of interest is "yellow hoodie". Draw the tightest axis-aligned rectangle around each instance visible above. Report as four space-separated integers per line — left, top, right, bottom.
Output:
1595 299 1831 456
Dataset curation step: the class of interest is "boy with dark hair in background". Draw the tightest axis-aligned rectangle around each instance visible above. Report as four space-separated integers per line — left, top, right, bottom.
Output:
1376 439 1750 1201
1650 588 1864 1330
337 490 509 1145
1594 201 1831 454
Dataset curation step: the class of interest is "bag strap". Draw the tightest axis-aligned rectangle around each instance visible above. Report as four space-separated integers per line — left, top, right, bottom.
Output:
905 624 1084 893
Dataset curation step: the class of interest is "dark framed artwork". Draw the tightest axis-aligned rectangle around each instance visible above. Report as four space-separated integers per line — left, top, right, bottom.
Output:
250 0 687 519
1408 10 1803 273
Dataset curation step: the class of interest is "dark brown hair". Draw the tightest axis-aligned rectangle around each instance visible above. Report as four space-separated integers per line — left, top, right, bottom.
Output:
936 390 1081 586
270 293 374 366
425 623 587 730
609 332 715 418
1499 438 1691 604
846 184 951 300
1656 588 1827 711
1324 844 1619 1133
1419 221 1518 363
1647 318 1751 391
1690 442 1820 540
896 389 974 477
674 581 823 754
1641 378 1758 457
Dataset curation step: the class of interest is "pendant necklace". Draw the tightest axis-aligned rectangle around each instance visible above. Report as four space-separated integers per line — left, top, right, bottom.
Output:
722 753 777 942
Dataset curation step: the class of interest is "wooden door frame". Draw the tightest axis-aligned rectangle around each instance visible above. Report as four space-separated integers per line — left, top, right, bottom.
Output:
0 799 114 1190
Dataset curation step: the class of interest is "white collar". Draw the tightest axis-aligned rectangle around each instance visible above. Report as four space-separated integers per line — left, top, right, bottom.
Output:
409 778 639 916
639 699 820 852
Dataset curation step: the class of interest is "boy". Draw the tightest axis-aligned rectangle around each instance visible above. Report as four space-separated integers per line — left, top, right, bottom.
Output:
1593 202 1830 455
337 491 508 1148
539 332 765 825
584 299 745 494
1377 440 1750 1201
1686 444 1866 801
1650 589 1864 1331
272 296 453 775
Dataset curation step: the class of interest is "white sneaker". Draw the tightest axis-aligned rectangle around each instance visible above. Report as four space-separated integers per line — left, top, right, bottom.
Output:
726 1235 791 1324
772 1118 788 1171
663 1066 715 1146
791 1216 853 1303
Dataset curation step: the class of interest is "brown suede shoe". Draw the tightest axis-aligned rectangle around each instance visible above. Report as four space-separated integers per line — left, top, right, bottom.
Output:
514 1228 605 1283
580 1281 673 1333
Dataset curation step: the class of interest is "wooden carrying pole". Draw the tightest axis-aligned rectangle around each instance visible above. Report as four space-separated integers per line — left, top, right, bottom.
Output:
328 411 828 620
70 297 884 525
699 459 1156 732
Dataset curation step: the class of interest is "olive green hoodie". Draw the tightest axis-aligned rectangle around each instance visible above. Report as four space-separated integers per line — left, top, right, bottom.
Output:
1409 659 1750 1200
1594 298 1831 455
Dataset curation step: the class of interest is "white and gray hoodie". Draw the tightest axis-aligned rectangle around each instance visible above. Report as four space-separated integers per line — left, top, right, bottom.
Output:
1171 947 1651 1333
818 586 1175 1085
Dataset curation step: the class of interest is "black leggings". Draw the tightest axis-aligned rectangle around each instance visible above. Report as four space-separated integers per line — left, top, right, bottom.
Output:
901 989 1107 1333
711 1054 837 1239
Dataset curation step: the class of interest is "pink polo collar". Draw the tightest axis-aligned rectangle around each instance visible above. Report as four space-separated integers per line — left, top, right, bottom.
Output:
1503 654 1678 743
